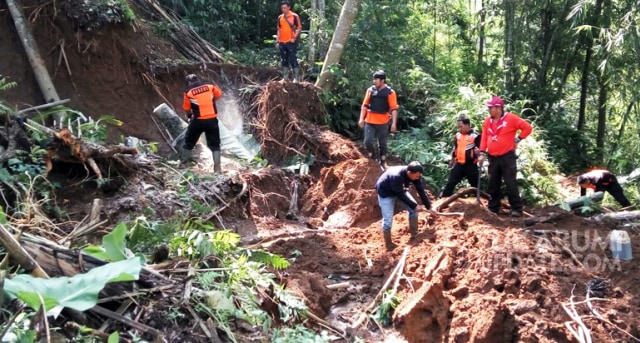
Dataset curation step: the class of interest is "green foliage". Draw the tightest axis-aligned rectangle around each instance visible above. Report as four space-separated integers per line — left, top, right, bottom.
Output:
373 290 400 327
83 222 129 261
3 257 143 312
127 214 178 254
271 324 332 343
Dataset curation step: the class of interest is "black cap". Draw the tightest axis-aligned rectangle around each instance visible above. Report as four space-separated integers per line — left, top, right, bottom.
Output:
373 70 386 80
185 74 199 84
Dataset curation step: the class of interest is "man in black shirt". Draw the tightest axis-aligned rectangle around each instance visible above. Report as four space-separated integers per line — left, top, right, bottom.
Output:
376 161 438 250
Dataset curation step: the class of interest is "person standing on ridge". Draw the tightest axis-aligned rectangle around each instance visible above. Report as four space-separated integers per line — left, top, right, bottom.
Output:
440 116 481 197
276 1 302 82
477 96 532 217
182 74 224 173
577 169 631 207
375 161 438 250
358 70 399 170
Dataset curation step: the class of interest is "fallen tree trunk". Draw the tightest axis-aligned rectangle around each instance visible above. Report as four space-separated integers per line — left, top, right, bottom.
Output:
595 210 640 223
563 192 604 210
6 0 64 124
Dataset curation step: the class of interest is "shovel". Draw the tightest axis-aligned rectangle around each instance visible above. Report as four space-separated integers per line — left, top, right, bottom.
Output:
476 162 483 205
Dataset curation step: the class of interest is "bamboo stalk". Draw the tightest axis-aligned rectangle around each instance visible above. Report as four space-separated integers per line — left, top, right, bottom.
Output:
0 223 49 277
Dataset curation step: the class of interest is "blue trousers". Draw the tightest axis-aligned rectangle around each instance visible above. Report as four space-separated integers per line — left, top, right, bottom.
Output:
378 193 417 232
279 42 299 68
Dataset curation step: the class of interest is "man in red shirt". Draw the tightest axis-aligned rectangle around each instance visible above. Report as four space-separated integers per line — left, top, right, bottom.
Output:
276 1 302 82
182 74 223 172
478 96 532 216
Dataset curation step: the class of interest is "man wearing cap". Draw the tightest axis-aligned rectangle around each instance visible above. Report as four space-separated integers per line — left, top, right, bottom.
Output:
182 74 224 173
578 169 631 207
276 1 302 82
358 70 399 170
376 161 438 250
440 116 481 197
478 96 532 216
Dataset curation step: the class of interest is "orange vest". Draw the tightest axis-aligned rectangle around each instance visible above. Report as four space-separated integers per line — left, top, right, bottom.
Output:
455 132 479 164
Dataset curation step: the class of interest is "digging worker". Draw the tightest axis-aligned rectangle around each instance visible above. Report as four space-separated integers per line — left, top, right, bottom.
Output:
276 1 302 82
182 74 223 173
358 70 399 170
440 116 481 197
375 161 438 250
478 96 532 217
578 169 631 207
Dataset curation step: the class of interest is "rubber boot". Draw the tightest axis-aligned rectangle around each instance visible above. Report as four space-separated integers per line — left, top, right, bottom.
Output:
180 148 192 165
383 231 396 251
379 155 387 171
212 150 222 173
293 67 301 83
409 217 418 239
280 67 290 82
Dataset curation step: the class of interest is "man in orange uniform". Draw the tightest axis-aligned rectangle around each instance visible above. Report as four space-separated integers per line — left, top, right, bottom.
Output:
440 116 481 197
358 70 399 170
478 96 532 216
578 169 631 207
276 1 302 82
182 74 223 173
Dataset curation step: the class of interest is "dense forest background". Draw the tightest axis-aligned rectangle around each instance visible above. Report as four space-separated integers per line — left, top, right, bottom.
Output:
128 0 640 204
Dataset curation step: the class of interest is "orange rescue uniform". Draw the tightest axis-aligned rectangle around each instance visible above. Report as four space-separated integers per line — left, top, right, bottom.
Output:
277 12 301 43
183 82 223 120
361 85 399 125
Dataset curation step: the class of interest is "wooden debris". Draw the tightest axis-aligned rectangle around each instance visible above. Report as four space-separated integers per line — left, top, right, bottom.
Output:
523 211 569 226
326 281 350 290
41 127 139 179
436 187 490 211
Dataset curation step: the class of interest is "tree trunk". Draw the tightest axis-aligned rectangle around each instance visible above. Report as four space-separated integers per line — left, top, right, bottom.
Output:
608 98 635 168
307 0 318 66
6 0 63 125
577 47 592 131
476 0 485 83
564 192 604 210
577 0 604 131
316 0 328 61
595 77 608 163
314 0 363 91
504 0 516 92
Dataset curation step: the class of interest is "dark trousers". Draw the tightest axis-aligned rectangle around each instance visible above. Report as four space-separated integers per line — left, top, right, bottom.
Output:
364 122 390 158
183 118 220 152
441 162 479 197
596 178 631 207
487 150 523 212
279 42 299 68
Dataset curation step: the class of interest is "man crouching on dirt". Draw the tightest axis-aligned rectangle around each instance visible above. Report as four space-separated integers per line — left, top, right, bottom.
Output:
375 161 438 250
182 74 223 173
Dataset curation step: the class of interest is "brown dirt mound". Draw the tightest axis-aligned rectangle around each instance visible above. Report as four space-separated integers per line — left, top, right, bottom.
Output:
264 197 640 342
253 81 362 166
302 158 383 229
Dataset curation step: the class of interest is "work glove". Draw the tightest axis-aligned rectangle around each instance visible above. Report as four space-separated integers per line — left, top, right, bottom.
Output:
448 159 455 168
515 136 522 144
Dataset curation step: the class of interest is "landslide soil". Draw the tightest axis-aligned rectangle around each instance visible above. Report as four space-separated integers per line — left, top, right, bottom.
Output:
2 2 640 343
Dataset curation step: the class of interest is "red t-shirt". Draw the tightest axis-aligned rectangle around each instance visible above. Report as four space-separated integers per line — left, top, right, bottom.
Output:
479 112 532 156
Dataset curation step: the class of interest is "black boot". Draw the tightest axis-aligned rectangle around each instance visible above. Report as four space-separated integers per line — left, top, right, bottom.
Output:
212 151 222 173
383 231 396 251
409 217 418 239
